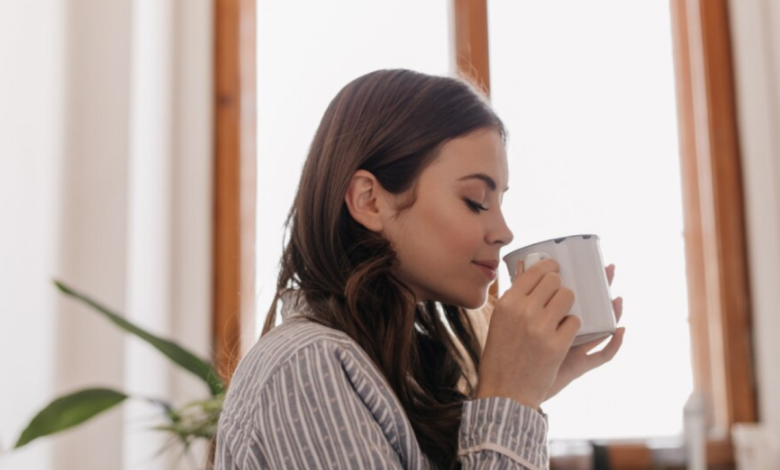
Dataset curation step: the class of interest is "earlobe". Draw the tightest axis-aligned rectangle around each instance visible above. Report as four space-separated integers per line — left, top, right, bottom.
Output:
344 170 384 233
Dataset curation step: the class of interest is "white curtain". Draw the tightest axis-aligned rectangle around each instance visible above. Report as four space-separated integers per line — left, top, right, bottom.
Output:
0 1 214 469
729 0 780 436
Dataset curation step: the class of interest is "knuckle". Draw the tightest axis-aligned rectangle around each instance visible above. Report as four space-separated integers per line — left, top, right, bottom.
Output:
544 272 563 288
560 286 575 303
521 301 539 319
499 289 516 304
525 312 545 332
528 323 544 338
538 340 556 355
546 334 564 352
546 286 569 307
507 302 529 320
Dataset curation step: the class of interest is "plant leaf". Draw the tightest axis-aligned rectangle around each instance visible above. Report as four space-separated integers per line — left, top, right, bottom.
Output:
14 388 128 449
54 280 225 396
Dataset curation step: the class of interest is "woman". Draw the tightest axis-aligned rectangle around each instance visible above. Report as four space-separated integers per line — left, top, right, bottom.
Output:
214 69 625 470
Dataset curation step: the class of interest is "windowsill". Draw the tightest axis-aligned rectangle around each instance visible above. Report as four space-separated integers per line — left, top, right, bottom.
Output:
549 436 733 470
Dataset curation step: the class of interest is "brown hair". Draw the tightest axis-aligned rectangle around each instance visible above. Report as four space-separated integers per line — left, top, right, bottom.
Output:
261 69 507 470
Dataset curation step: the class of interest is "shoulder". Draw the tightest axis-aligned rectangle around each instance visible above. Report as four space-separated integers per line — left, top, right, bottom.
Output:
221 317 384 419
216 317 431 469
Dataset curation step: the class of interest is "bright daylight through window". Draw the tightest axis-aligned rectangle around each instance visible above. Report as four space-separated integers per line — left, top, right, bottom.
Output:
257 0 693 442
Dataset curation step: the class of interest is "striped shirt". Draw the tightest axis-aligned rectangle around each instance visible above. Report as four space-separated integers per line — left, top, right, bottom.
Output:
215 290 549 470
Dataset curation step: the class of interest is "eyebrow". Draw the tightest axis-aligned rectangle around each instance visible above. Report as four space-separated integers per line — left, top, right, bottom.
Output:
458 173 509 192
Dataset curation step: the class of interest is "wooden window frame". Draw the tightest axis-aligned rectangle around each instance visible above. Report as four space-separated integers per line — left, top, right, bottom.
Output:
214 0 257 386
453 0 756 469
214 0 757 467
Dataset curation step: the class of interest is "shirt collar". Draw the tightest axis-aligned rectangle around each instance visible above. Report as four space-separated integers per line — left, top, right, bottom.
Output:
279 288 315 322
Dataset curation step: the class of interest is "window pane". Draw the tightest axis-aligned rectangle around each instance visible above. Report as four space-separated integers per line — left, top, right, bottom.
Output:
256 1 449 336
489 1 693 439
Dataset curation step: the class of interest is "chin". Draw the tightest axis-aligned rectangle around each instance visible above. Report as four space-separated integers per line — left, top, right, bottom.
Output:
423 281 489 310
461 297 488 310
445 289 488 310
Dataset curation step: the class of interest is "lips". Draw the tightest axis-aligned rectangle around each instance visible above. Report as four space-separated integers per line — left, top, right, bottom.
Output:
473 260 499 270
472 260 498 280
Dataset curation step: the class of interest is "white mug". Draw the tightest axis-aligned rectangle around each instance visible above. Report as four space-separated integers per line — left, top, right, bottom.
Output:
502 234 616 347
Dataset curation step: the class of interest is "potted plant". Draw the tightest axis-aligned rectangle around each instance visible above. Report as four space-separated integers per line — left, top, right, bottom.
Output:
11 280 226 469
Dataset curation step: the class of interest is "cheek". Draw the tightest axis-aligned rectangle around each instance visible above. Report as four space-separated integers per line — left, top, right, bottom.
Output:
422 203 483 258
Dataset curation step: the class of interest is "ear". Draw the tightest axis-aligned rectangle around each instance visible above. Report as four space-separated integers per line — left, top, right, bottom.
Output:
344 170 386 233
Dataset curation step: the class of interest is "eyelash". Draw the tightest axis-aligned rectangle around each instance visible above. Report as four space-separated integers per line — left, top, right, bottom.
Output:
465 199 488 213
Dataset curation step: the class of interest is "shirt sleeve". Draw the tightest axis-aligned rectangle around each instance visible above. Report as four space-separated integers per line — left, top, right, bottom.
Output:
458 397 549 470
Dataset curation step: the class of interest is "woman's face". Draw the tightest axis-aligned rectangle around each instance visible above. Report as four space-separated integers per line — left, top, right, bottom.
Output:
382 128 514 309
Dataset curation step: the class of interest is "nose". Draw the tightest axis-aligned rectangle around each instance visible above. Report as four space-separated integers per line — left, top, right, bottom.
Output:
488 211 514 247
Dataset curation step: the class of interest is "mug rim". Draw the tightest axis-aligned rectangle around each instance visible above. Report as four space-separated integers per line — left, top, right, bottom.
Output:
501 233 600 262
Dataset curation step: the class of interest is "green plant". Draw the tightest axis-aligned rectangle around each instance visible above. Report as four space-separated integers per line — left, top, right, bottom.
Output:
12 280 226 468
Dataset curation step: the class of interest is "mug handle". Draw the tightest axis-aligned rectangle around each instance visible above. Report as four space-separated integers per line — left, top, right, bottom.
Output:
523 252 552 272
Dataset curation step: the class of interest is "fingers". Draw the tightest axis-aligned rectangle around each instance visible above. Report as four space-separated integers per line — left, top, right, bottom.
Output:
512 258 561 297
557 314 581 342
546 286 576 326
613 296 623 323
572 334 612 354
577 327 626 369
594 327 625 364
527 272 564 312
575 296 624 354
605 262 621 323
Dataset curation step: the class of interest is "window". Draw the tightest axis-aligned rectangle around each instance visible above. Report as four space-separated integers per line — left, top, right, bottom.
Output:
254 0 450 335
215 1 756 467
489 0 693 440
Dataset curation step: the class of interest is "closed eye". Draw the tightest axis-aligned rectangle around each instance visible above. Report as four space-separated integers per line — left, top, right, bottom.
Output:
465 199 488 213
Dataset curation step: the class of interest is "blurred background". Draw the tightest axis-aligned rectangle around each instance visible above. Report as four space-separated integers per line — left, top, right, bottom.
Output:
2 1 779 469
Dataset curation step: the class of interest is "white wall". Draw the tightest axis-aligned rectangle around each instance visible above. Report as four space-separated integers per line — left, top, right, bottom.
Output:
728 0 780 436
0 1 213 470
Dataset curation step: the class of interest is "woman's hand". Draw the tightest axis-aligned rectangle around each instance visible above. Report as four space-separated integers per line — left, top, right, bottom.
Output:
542 264 626 402
475 258 580 411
